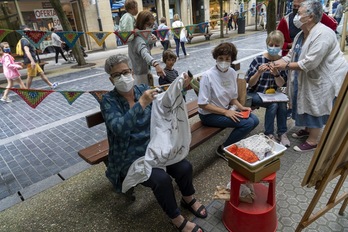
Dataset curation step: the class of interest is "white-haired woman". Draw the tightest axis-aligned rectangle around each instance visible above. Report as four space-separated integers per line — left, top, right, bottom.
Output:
273 0 347 152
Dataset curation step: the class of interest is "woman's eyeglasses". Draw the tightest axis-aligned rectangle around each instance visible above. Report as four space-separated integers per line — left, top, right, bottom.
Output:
110 69 132 81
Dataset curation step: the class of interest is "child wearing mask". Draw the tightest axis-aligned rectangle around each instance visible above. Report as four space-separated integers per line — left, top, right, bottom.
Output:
0 42 26 103
245 30 289 147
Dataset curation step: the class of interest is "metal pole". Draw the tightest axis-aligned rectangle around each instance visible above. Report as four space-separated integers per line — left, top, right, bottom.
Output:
96 0 106 50
220 0 224 38
14 0 24 25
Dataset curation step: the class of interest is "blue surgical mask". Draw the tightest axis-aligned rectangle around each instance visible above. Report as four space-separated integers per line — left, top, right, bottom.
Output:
3 48 11 53
267 46 281 56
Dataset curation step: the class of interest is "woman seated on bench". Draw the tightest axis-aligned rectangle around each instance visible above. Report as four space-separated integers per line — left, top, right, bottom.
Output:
198 42 259 161
101 54 206 232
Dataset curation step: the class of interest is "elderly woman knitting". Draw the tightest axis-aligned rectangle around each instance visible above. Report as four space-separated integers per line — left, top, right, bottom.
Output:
273 0 347 152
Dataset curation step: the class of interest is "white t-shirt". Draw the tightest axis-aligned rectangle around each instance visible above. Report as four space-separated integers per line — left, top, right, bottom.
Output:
198 66 238 115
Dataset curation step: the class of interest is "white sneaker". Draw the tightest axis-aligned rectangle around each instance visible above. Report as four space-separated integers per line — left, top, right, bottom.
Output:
51 82 59 89
55 63 62 66
279 133 290 147
1 97 12 103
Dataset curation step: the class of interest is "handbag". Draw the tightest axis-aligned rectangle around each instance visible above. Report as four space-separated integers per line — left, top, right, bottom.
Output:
180 28 188 43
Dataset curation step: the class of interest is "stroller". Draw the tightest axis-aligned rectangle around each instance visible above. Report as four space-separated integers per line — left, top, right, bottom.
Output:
61 44 88 61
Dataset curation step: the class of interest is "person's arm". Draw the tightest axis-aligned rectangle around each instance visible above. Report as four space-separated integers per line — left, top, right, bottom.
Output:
136 38 165 76
22 40 36 67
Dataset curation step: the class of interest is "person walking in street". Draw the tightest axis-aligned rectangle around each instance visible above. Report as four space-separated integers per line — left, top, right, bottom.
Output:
19 25 58 89
246 30 290 147
157 17 170 54
273 0 347 152
119 0 138 43
172 14 189 59
101 54 206 232
198 42 259 161
0 42 26 103
50 27 68 65
333 0 344 24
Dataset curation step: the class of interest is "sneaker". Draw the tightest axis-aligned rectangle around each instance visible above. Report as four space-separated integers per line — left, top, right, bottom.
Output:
51 82 59 89
216 145 228 162
55 63 62 66
293 142 317 152
266 134 278 143
292 129 309 138
287 109 292 120
279 133 290 147
1 97 11 103
185 53 190 57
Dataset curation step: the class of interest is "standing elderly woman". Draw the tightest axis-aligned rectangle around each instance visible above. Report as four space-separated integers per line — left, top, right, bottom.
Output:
198 42 259 161
101 54 206 232
273 0 347 152
172 14 189 59
128 10 165 85
246 30 290 147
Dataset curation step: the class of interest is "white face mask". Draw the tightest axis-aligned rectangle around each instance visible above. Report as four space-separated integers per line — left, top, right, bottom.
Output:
114 74 134 92
293 14 304 28
216 61 230 72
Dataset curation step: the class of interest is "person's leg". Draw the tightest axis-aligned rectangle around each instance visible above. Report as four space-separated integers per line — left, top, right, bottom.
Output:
141 168 180 219
180 42 187 56
54 46 59 63
307 128 321 145
199 113 259 146
163 40 169 51
26 64 34 89
174 38 180 57
276 102 288 135
249 92 276 136
58 47 68 61
15 77 27 89
1 79 12 100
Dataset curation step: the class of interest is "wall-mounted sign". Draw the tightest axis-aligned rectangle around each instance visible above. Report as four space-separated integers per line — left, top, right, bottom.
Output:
34 8 57 19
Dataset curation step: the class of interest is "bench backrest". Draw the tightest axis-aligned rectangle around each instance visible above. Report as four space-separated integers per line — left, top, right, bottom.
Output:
86 99 199 128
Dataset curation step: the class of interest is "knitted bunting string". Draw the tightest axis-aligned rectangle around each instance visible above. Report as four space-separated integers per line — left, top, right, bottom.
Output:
136 30 152 42
89 91 109 103
114 31 134 44
156 29 169 41
56 31 84 48
16 30 51 48
0 29 13 42
59 91 85 105
197 22 209 33
185 25 196 35
171 27 183 39
11 88 53 109
86 32 112 46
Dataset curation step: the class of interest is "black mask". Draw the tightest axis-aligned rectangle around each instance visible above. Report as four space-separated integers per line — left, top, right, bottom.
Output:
293 9 298 15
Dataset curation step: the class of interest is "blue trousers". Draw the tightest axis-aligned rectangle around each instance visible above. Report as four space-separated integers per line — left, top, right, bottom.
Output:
174 37 187 57
248 92 287 135
199 112 259 146
141 159 195 219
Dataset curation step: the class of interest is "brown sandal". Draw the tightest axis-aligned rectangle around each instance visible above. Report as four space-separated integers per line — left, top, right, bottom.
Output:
181 198 208 219
176 219 204 232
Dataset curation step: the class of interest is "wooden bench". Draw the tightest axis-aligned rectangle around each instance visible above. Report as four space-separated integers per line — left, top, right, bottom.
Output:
187 27 213 44
78 99 224 166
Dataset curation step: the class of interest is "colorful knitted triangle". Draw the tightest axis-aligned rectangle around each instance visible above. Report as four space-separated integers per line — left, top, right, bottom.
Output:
185 25 196 35
197 22 209 33
56 31 84 49
86 32 112 47
59 91 85 105
16 30 51 48
0 29 13 42
136 30 152 42
89 91 109 103
11 88 53 109
171 27 183 39
157 29 169 41
114 31 134 44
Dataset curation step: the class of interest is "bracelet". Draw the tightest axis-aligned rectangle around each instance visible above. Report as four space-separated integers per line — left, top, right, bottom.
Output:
274 74 280 78
153 62 159 67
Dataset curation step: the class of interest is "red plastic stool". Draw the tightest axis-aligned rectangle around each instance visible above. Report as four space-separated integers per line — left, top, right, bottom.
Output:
222 171 277 232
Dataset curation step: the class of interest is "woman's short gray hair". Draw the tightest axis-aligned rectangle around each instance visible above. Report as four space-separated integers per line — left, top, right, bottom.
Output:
301 0 323 23
104 54 132 74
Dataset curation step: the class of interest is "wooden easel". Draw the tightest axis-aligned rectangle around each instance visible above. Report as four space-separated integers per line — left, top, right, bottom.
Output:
296 74 348 232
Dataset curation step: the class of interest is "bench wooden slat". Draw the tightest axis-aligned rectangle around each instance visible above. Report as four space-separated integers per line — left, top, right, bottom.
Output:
189 121 224 151
86 111 105 128
78 139 109 164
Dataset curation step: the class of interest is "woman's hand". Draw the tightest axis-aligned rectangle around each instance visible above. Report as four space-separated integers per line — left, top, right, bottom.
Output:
268 63 280 76
272 59 287 70
224 109 242 122
139 89 158 109
257 64 269 74
240 106 251 112
183 72 191 88
155 65 165 77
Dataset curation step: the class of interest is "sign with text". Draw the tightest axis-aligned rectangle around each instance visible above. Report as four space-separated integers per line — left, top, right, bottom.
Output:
34 8 57 19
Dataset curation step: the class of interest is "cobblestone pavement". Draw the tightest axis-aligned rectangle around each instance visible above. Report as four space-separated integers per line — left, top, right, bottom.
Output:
0 28 347 232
